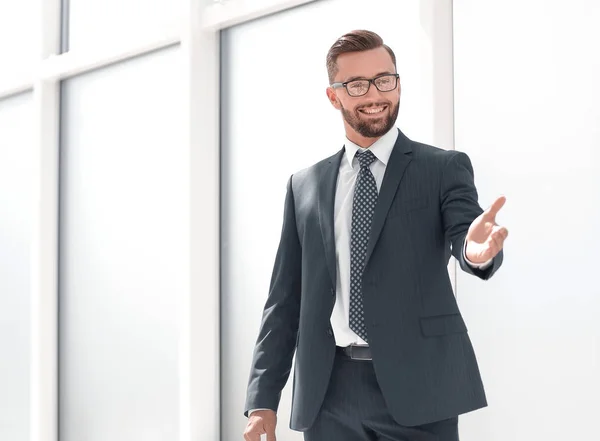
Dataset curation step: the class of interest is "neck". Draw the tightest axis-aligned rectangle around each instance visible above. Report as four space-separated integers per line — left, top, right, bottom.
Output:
345 129 381 149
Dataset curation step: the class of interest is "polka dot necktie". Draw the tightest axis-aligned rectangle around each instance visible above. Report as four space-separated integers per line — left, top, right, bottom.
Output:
349 149 378 343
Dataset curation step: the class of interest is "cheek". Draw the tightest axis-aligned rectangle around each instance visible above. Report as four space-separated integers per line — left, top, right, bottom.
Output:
340 99 359 113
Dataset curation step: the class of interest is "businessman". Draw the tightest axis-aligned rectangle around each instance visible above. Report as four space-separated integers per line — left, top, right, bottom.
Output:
243 30 508 441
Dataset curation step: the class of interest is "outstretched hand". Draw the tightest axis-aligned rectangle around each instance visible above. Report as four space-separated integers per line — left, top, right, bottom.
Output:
465 196 509 264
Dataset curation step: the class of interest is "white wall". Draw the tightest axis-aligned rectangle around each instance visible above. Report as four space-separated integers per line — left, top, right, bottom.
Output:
453 1 600 440
220 1 454 440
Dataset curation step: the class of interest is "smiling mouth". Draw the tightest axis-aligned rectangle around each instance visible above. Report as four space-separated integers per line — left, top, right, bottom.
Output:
359 105 387 115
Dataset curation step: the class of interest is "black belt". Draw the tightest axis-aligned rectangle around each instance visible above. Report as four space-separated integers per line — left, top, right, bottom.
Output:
336 345 372 360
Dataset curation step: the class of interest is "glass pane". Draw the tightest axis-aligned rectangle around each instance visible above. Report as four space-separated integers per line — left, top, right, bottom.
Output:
0 92 33 441
59 47 183 441
68 0 180 51
0 0 37 82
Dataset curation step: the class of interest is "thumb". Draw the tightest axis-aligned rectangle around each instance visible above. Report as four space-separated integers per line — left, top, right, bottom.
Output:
484 196 506 219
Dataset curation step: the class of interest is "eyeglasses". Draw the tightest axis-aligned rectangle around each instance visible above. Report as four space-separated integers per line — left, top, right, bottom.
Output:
331 73 399 97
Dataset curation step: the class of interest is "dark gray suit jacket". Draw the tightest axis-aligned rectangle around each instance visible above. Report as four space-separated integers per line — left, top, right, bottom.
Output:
244 129 503 430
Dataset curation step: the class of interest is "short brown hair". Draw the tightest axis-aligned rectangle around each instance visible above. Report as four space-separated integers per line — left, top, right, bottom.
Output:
326 30 397 84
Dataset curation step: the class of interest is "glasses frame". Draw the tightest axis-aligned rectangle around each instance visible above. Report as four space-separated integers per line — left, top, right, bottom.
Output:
330 73 400 97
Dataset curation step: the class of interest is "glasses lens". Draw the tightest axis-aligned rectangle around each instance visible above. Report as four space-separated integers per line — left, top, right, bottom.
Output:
374 75 397 92
346 80 369 97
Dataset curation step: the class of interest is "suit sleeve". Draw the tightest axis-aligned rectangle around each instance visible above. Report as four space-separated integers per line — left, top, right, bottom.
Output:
244 175 302 417
440 151 503 280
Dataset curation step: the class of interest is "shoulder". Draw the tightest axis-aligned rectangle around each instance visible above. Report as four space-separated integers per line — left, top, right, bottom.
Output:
409 140 473 171
290 150 342 191
411 140 460 160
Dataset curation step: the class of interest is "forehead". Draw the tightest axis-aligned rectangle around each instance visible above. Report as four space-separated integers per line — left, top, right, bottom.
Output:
335 47 395 81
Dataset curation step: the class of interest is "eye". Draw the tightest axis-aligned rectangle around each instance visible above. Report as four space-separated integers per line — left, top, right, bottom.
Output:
348 81 367 91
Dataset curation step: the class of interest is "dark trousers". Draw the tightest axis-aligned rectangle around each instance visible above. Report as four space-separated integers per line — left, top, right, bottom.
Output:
304 349 459 441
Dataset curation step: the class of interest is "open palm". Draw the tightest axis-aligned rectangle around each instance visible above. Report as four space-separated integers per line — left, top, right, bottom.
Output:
465 196 509 264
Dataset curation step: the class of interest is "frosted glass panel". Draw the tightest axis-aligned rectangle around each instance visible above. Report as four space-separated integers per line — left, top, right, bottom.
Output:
68 0 180 51
0 92 33 441
454 1 600 440
0 0 37 82
220 1 453 440
59 47 184 441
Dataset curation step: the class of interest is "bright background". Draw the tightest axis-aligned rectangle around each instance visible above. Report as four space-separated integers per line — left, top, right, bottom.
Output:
1 0 598 440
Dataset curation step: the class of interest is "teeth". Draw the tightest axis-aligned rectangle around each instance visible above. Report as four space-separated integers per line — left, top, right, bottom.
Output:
362 107 385 114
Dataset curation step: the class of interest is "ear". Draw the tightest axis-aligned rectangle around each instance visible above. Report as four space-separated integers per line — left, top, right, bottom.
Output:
326 87 342 110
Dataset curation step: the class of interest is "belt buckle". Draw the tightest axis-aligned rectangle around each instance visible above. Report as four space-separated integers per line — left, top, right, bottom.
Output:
350 344 371 361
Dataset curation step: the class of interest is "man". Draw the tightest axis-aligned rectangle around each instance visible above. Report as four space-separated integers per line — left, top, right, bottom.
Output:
243 30 508 441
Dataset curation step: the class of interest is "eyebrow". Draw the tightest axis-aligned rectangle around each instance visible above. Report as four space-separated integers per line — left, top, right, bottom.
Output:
343 71 396 83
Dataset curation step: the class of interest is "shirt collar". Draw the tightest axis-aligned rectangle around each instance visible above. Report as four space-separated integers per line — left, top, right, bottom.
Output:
344 126 399 169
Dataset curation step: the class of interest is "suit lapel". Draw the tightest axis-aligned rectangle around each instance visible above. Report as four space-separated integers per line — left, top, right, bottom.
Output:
363 130 413 267
318 148 344 288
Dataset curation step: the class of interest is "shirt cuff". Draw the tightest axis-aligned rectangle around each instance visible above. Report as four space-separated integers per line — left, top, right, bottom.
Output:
248 408 271 416
463 240 493 270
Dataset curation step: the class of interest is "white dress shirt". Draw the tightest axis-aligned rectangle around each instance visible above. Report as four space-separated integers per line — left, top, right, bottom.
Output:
330 126 398 346
248 127 491 416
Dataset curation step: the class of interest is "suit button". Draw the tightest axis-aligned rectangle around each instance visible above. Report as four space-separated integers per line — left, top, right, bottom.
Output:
330 288 335 296
326 328 333 337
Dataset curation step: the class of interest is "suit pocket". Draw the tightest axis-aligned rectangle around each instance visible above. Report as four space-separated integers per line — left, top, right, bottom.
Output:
420 313 468 337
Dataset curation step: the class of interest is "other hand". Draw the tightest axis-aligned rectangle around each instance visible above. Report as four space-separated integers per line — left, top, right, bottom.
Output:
243 409 277 441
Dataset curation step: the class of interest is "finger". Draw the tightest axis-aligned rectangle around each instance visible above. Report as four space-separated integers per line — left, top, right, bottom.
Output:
497 226 509 240
490 234 503 252
243 431 260 441
243 424 264 441
492 226 508 243
484 196 506 220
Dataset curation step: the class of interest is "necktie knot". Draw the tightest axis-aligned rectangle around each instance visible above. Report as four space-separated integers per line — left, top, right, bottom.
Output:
356 150 376 169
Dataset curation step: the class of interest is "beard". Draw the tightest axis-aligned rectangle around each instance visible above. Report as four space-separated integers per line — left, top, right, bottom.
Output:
341 100 400 138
